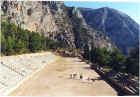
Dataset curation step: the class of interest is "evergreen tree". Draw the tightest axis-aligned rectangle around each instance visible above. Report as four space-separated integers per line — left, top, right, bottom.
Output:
15 39 26 54
90 44 95 62
1 34 7 54
7 36 15 55
29 32 41 52
40 36 46 50
83 44 90 60
110 48 127 71
126 41 139 75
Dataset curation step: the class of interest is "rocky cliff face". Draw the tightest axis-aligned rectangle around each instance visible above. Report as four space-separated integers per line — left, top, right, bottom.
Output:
1 1 113 50
79 7 139 54
67 7 113 49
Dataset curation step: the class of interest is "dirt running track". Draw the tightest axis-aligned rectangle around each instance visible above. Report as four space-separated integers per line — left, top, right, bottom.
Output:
9 54 118 96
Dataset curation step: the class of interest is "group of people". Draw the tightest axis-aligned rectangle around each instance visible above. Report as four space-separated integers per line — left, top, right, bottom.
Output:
69 72 94 82
69 72 83 80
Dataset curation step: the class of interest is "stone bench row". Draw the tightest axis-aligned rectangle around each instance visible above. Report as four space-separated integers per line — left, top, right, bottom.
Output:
1 62 25 77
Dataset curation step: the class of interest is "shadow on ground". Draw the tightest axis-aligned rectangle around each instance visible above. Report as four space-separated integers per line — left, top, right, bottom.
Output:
94 69 126 96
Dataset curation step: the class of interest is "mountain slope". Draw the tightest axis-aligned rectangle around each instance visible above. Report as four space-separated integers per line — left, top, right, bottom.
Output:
67 7 113 49
1 1 113 50
79 7 139 54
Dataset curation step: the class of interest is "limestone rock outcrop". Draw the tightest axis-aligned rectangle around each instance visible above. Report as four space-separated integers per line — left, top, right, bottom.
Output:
1 1 113 50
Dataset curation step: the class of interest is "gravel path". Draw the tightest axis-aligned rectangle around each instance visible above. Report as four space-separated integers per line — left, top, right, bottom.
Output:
0 52 58 96
8 55 118 96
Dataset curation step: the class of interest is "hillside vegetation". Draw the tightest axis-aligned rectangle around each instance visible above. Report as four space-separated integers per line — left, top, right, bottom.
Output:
1 21 63 56
83 42 139 76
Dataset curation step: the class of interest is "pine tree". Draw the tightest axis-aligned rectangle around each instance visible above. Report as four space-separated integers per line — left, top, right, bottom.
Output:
1 34 7 55
7 36 15 55
15 39 25 54
126 41 139 75
29 32 41 52
83 44 90 60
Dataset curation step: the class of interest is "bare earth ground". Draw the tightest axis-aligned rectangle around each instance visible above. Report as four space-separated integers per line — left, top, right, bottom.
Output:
9 53 118 96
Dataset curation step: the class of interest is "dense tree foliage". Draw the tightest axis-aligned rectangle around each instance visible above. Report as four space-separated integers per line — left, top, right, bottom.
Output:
83 44 90 60
1 21 60 55
84 44 139 76
126 42 139 76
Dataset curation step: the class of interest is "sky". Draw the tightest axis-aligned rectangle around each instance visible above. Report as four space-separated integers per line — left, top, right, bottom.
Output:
64 1 140 24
